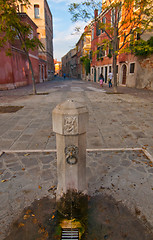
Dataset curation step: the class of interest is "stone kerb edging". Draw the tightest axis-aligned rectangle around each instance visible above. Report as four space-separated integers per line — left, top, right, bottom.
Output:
0 147 153 163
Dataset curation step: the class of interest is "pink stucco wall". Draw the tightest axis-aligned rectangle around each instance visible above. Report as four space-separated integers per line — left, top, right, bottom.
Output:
0 13 39 90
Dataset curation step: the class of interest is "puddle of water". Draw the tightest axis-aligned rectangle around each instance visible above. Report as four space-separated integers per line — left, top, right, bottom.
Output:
4 194 153 240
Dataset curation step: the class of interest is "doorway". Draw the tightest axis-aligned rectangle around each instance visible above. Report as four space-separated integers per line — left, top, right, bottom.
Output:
39 65 42 82
122 64 127 85
105 66 107 83
42 65 44 82
94 68 96 82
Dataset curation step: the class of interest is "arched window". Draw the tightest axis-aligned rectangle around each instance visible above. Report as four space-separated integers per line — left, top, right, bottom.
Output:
34 5 40 18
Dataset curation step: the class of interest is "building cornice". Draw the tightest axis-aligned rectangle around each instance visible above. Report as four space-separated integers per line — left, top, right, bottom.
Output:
17 13 38 29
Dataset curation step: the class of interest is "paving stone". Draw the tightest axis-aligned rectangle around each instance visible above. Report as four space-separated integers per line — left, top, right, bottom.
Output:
2 131 22 140
134 132 147 138
148 168 153 174
7 164 23 172
14 171 25 177
135 166 146 173
39 156 53 164
1 171 12 180
10 141 29 150
28 167 40 175
18 134 33 141
13 125 26 131
42 164 51 169
41 169 53 181
120 160 131 167
0 140 13 150
0 161 3 168
21 157 38 167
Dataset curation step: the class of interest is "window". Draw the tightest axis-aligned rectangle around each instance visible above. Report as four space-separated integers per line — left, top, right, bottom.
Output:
102 17 106 33
130 63 135 73
17 5 19 12
108 41 112 57
21 4 27 13
108 47 112 55
101 67 103 74
97 46 105 60
92 28 94 40
34 5 40 18
37 32 40 40
137 33 140 40
118 3 122 21
29 30 33 39
89 51 92 61
111 8 115 26
98 67 100 76
96 22 101 36
109 66 112 73
116 65 118 74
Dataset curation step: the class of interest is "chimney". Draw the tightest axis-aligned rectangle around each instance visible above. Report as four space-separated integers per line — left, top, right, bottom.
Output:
84 26 88 32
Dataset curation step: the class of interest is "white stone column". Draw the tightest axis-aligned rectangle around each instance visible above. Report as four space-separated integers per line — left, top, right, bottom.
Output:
52 99 89 200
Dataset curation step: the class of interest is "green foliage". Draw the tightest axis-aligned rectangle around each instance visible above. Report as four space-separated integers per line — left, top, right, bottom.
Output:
131 37 153 56
80 55 91 75
107 53 112 58
68 0 102 22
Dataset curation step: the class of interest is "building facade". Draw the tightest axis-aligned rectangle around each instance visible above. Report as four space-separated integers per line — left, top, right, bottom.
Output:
76 26 91 80
90 7 153 90
54 59 62 76
19 0 54 81
0 13 39 90
62 48 78 78
90 9 112 83
61 2 153 90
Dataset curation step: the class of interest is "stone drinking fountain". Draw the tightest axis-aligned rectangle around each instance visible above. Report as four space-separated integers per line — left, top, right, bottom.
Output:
52 99 89 239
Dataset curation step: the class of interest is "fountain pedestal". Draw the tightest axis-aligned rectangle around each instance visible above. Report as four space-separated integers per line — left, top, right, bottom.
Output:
52 99 89 200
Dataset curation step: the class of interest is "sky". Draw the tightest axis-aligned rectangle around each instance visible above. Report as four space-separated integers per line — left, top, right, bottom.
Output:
48 0 86 61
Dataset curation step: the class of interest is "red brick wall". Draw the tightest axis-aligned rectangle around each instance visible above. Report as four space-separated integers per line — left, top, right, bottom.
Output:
91 10 112 68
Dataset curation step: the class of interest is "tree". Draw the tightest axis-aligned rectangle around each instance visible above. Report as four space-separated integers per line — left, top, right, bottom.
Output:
80 55 91 75
130 37 153 56
69 0 102 22
69 0 153 92
0 0 44 94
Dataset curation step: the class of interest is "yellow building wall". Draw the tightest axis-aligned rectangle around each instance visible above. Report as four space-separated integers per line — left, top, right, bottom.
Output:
19 0 54 76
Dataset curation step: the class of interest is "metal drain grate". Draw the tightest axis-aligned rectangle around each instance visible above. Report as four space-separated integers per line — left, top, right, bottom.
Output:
61 228 79 239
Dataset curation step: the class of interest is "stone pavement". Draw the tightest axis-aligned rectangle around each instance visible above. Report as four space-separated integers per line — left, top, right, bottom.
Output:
0 78 152 154
1 150 153 239
0 78 153 239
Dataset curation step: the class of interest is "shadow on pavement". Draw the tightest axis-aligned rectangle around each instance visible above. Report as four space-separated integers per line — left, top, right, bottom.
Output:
4 194 153 240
